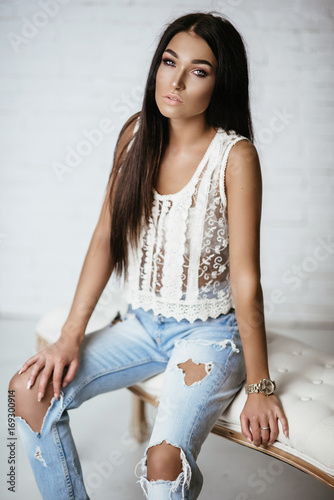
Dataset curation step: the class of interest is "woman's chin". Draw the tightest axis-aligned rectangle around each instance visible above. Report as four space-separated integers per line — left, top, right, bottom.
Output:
156 107 179 118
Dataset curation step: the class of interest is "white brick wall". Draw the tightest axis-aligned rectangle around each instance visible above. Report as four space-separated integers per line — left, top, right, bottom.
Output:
0 0 333 331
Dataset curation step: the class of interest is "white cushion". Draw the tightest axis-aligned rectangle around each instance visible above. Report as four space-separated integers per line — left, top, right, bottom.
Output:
35 305 334 477
136 333 334 477
35 297 128 343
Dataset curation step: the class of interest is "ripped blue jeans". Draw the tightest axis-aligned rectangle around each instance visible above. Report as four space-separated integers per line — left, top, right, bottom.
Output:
15 305 246 499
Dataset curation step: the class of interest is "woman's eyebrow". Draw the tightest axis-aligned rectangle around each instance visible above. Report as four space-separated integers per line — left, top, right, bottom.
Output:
164 48 214 69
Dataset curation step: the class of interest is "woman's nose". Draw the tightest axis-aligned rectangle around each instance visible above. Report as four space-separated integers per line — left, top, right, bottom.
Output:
172 70 185 90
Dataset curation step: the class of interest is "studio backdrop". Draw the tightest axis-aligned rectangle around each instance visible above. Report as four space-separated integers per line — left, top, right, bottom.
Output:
0 0 333 333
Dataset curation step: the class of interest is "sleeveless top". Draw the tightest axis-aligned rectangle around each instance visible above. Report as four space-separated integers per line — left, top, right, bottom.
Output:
122 117 249 322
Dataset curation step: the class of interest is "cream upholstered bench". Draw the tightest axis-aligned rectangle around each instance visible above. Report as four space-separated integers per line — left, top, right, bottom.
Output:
35 302 334 490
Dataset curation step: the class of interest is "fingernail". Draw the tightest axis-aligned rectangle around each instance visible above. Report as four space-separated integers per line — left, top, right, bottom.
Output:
247 437 252 443
62 381 67 388
54 393 58 400
27 380 32 390
18 369 22 375
37 392 43 402
284 430 288 437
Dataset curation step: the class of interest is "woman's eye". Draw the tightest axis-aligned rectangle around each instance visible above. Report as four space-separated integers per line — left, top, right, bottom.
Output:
194 69 207 78
162 58 175 67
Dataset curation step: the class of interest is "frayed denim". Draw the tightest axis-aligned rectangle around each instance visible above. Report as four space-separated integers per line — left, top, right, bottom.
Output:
15 305 246 499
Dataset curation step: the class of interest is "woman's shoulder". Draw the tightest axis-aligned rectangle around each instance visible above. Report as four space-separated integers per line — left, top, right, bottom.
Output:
225 132 258 166
224 135 261 190
114 112 141 164
117 111 141 144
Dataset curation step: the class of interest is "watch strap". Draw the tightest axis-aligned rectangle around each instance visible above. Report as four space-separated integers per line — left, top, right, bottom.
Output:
245 383 259 394
245 378 276 395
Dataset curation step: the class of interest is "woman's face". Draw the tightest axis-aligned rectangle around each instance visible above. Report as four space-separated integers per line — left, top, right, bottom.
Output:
155 31 218 122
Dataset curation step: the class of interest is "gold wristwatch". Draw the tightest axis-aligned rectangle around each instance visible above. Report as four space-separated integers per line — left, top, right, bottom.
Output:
245 378 276 396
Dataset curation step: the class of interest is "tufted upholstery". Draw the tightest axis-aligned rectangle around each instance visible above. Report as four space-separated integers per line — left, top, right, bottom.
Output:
35 303 334 488
133 333 334 481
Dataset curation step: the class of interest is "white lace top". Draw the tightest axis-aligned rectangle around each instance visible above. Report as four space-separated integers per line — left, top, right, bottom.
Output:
122 119 248 322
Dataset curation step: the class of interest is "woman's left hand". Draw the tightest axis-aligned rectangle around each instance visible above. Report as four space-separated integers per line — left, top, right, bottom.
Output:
240 393 289 447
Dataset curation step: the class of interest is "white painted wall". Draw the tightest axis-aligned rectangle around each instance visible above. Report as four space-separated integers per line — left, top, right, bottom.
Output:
0 0 333 331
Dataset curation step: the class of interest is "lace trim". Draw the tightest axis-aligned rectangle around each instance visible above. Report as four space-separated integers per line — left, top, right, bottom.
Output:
141 200 159 292
124 289 235 323
152 199 169 293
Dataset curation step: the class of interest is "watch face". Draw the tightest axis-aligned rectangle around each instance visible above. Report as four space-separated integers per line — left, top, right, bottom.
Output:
259 379 274 395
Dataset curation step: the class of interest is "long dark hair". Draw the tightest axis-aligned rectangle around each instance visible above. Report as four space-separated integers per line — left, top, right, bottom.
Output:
108 11 254 278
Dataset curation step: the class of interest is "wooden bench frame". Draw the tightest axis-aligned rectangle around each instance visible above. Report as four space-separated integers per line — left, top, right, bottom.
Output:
127 385 334 490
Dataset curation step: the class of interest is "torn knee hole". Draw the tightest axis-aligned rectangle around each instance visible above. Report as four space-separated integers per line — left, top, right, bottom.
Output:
135 439 192 497
147 441 183 481
177 359 213 386
16 391 64 435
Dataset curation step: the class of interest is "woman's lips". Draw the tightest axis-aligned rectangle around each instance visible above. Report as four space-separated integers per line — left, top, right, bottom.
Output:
163 94 183 105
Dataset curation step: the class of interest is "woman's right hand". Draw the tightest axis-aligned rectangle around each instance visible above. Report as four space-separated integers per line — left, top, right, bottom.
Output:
18 333 83 402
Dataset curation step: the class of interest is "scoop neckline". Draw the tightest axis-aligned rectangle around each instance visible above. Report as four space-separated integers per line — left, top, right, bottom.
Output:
153 128 223 199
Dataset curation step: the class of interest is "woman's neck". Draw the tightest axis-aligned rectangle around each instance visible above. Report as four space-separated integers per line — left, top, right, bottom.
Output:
167 118 216 150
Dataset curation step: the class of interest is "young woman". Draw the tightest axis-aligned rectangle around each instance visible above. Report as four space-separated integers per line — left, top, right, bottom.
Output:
9 11 289 500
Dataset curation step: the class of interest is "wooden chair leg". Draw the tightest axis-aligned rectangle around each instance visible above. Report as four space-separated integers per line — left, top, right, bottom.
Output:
130 395 149 443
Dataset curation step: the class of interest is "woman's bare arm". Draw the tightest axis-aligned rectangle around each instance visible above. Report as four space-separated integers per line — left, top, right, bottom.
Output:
58 192 114 343
226 140 289 447
18 113 139 400
61 112 140 342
